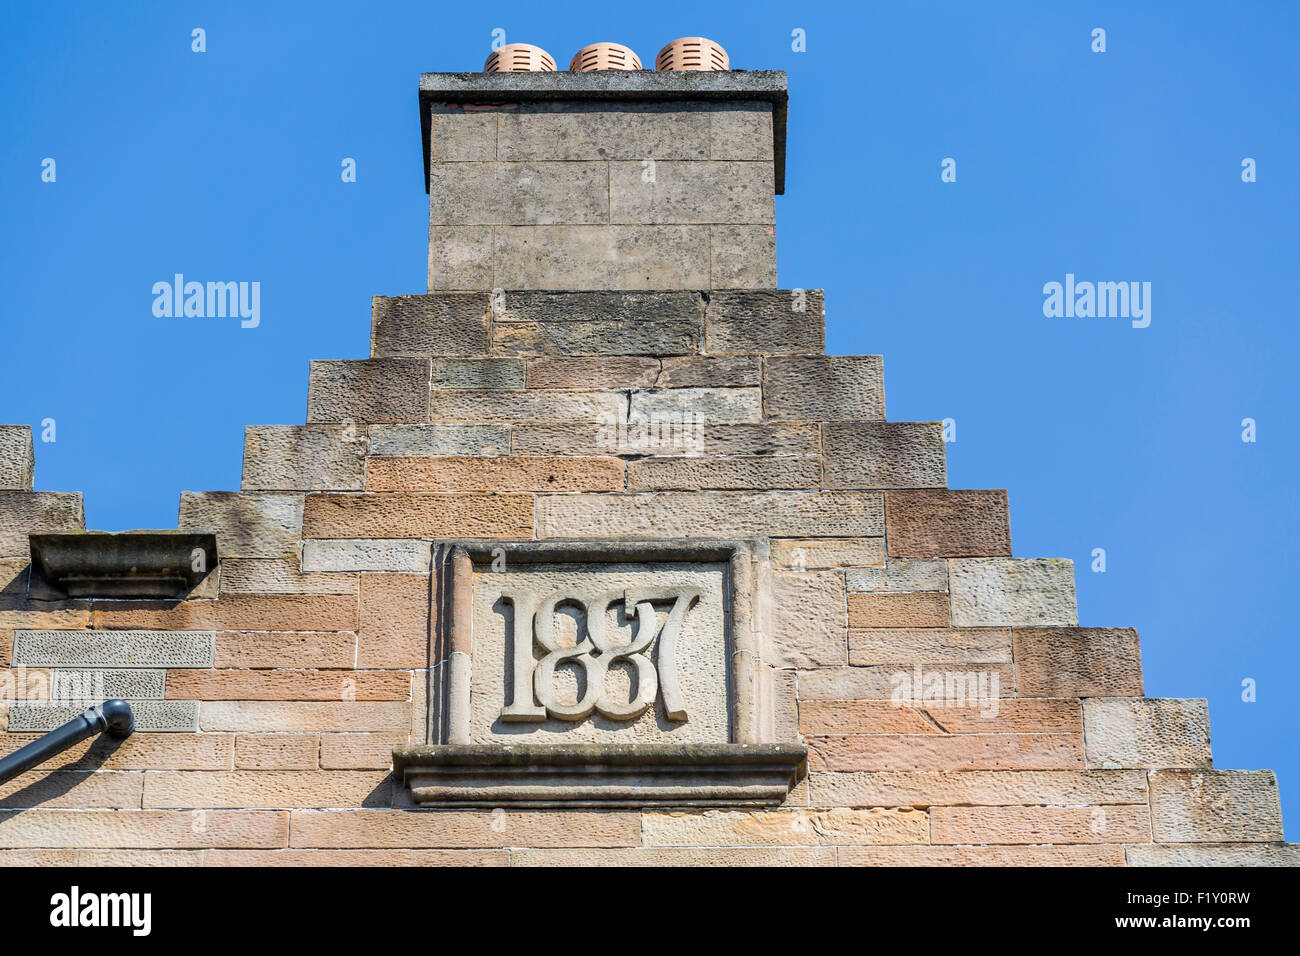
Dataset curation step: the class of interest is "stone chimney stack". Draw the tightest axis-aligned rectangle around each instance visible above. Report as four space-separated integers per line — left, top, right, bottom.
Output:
419 71 787 291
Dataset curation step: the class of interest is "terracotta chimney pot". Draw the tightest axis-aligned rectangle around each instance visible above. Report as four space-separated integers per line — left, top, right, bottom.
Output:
655 36 729 71
569 42 643 71
484 43 557 73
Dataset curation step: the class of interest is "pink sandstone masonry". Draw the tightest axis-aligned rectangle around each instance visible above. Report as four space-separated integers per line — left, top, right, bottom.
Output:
0 68 1293 867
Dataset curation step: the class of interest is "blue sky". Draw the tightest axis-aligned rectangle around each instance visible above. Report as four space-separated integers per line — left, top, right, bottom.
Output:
2 1 1296 836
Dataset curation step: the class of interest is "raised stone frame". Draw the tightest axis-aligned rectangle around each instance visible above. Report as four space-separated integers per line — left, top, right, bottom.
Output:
396 537 807 808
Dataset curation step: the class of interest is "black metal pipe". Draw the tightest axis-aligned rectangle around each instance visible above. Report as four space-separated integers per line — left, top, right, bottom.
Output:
0 700 134 786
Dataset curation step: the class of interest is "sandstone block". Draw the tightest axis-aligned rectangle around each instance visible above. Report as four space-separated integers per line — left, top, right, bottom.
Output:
823 423 946 489
0 427 34 491
767 570 847 667
428 226 492 290
656 356 762 388
429 388 625 422
839 845 1125 866
166 669 409 701
301 539 434 573
91 595 358 632
642 808 928 847
627 456 820 491
306 359 430 423
948 558 1077 626
525 357 659 389
847 627 1011 665
359 573 432 669
770 538 885 569
609 161 773 225
1126 843 1299 866
630 386 762 425
763 356 884 421
704 290 824 354
431 162 608 225
1082 698 1211 770
809 769 1147 808
302 493 533 539
0 492 83 557
1148 770 1284 842
142 770 390 809
489 225 711 291
884 490 1011 557
319 732 408 770
235 734 319 770
847 592 950 628
513 422 819 458
1013 627 1143 697
369 424 509 457
179 491 302 559
288 808 639 848
242 425 368 492
370 295 491 358
846 559 948 593
710 225 777 288
930 805 1149 844
794 664 1016 701
367 456 624 493
0 810 289 849
198 702 411 733
214 631 356 669
806 734 1083 772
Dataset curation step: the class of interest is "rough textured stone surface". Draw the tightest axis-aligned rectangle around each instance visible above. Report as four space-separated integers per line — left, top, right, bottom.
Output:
1082 698 1211 770
526 357 659 389
289 808 640 848
166 669 408 701
627 455 820 491
494 105 711 164
493 290 703 323
847 627 1011 665
0 771 144 810
1148 770 1283 843
306 359 430 423
0 733 233 771
219 559 356 595
846 559 948 593
303 493 533 539
609 161 773 225
884 490 1011 558
630 386 762 425
429 389 625 422
809 769 1147 808
370 294 490 357
179 492 302 559
839 845 1125 866
656 356 762 388
214 631 356 669
358 573 432 669
710 225 778 288
12 629 214 667
493 319 702 357
369 424 509 457
242 425 368 492
705 290 824 354
235 734 320 770
0 427 34 491
770 538 885 569
432 162 609 225
319 732 407 770
142 771 390 809
537 491 882 538
766 570 847 667
0 492 84 557
948 558 1077 626
800 699 1080 735
49 668 166 700
367 456 624 492
426 359 525 389
764 356 885 422
931 805 1149 844
807 734 1083 772
796 664 1016 701
0 810 289 849
301 539 433 573
8 700 199 732
847 592 950 628
513 847 833 866
823 423 946 489
198 702 411 733
642 808 927 847
1013 627 1143 697
1126 843 1300 866
91 595 357 632
512 422 819 458
485 225 714 292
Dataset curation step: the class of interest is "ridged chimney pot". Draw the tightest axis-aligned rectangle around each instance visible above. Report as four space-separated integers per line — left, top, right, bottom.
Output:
484 43 557 73
655 36 729 71
569 42 643 71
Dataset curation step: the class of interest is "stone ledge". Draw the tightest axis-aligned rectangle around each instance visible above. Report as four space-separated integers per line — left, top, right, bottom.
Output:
394 743 808 808
419 70 789 194
29 531 218 599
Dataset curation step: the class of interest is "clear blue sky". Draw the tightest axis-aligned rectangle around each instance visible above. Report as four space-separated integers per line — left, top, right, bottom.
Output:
2 1 1296 837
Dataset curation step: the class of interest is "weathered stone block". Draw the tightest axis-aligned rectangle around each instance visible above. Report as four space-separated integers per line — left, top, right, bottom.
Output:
809 769 1147 809
846 559 948 593
627 456 820 491
642 808 928 847
764 356 885 421
847 592 950 628
630 387 762 424
49 669 166 700
0 492 84 557
704 290 825 354
369 424 509 457
199 701 411 733
609 161 773 225
806 732 1082 773
1149 770 1284 843
179 491 303 559
242 425 368 492
12 629 214 667
795 664 1015 701
429 109 496 162
1126 843 1300 866
823 423 946 489
930 805 1149 844
847 627 1011 665
766 570 847 667
800 699 1080 735
142 770 391 809
770 538 885 569
526 357 659 389
370 295 491 358
288 806 639 848
948 558 1077 626
1013 627 1143 697
839 845 1126 866
90 595 357 632
428 226 492 290
431 162 609 225
214 631 356 669
490 225 712 291
219 558 356 595
496 104 711 162
494 320 702 356
536 491 882 538
0 427 34 491
656 356 762 387
368 456 624 492
0 810 289 850
303 493 533 539
710 225 777 288
235 734 320 771
710 105 774 161
166 669 408 701
306 359 431 423
492 290 703 324
512 422 819 458
7 700 199 733
1082 698 1211 769
429 389 625 422
301 539 434 573
358 573 433 669
884 489 1011 557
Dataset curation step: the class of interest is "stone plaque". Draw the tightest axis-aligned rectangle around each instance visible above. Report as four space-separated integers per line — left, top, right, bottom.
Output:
470 562 729 744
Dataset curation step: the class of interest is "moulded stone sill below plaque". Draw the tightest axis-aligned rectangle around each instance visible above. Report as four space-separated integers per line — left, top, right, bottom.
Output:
393 743 808 808
29 531 218 599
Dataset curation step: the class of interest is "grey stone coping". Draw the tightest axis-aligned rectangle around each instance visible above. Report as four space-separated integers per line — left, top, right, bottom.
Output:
29 531 218 599
418 70 789 194
394 742 808 808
